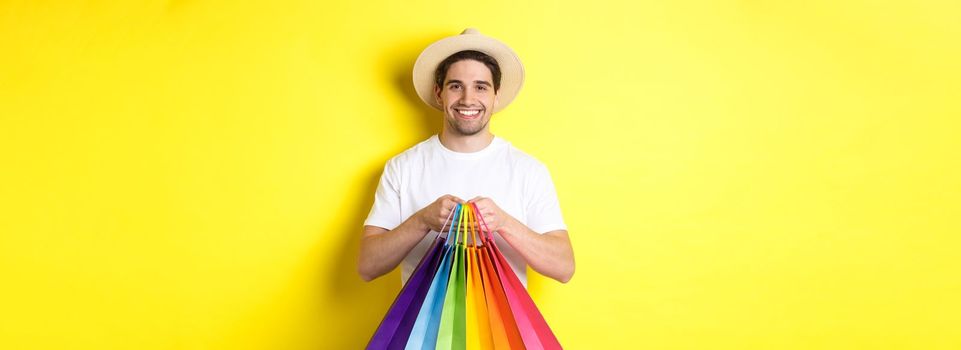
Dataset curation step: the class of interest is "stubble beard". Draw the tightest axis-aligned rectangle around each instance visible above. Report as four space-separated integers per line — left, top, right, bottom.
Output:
446 113 489 136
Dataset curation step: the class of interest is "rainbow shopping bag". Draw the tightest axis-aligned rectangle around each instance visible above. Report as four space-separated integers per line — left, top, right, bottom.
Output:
367 203 563 349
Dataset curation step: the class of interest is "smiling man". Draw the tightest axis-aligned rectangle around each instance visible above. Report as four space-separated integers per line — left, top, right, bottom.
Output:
358 28 574 287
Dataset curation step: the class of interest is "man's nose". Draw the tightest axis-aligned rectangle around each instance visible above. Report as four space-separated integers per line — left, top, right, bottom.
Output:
461 86 475 101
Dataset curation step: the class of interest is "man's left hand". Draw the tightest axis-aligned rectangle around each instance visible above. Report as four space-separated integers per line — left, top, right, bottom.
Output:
468 196 517 235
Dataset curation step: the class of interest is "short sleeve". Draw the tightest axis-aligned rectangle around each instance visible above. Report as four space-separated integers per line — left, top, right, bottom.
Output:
364 158 402 230
525 163 568 234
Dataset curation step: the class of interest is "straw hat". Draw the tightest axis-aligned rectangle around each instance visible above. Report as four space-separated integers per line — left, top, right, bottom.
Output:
412 28 525 113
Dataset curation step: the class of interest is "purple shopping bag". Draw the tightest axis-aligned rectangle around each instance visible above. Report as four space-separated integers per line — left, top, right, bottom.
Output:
366 205 461 349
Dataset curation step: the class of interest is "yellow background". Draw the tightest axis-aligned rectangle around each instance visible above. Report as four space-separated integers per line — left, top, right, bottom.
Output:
2 0 959 349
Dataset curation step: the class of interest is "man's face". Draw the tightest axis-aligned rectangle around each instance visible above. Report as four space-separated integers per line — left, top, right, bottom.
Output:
434 59 498 136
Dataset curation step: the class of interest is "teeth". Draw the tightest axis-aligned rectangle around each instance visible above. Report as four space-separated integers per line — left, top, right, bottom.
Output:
458 110 479 116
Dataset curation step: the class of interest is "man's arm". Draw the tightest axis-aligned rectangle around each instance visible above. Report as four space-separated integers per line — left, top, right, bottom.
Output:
358 219 428 282
470 197 575 283
357 195 463 282
500 226 575 283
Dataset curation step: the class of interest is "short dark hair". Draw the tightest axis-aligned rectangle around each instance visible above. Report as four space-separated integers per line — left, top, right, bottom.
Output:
434 50 502 92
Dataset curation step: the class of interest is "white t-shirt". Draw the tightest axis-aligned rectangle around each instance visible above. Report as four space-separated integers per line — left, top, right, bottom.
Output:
364 134 567 287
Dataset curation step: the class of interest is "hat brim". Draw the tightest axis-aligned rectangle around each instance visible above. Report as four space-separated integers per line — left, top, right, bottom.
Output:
412 31 524 114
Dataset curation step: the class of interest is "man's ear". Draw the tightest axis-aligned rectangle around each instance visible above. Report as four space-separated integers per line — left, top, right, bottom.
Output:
433 85 442 106
493 91 500 110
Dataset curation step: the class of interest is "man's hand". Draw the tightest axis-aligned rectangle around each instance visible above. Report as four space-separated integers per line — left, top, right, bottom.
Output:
417 194 465 232
468 196 575 283
468 196 517 234
359 194 463 282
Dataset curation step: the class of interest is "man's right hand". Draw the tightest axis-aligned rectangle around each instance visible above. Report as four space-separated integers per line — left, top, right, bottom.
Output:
417 194 464 233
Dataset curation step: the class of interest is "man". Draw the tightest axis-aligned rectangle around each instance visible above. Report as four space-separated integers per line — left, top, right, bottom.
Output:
358 28 574 287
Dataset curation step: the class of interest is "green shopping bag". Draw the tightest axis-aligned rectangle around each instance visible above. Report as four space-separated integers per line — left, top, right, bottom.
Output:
436 240 467 349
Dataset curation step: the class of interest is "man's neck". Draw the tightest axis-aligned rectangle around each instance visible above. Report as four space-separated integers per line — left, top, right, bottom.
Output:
438 129 495 153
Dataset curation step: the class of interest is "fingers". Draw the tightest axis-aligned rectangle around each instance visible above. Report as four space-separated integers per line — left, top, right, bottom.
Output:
434 195 498 226
443 194 465 204
467 197 498 215
439 195 465 213
442 195 496 204
468 196 487 204
443 195 498 208
438 222 494 233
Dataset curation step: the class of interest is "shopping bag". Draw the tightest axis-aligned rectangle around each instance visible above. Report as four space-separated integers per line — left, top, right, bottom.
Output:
435 209 467 349
366 236 445 349
473 202 563 350
367 205 460 350
464 206 494 350
368 202 564 349
405 204 464 350
476 240 525 349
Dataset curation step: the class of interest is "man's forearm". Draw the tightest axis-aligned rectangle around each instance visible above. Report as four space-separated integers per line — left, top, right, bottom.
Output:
498 219 575 283
358 215 430 281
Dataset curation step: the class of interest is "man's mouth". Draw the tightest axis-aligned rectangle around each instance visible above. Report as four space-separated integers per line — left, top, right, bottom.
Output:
453 108 482 119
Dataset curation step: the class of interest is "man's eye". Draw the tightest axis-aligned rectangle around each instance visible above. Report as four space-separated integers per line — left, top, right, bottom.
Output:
477 86 488 91
449 84 461 90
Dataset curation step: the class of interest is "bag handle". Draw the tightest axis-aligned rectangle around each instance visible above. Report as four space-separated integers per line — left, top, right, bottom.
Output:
470 202 496 243
452 202 471 246
465 202 483 248
439 202 494 246
440 202 461 245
